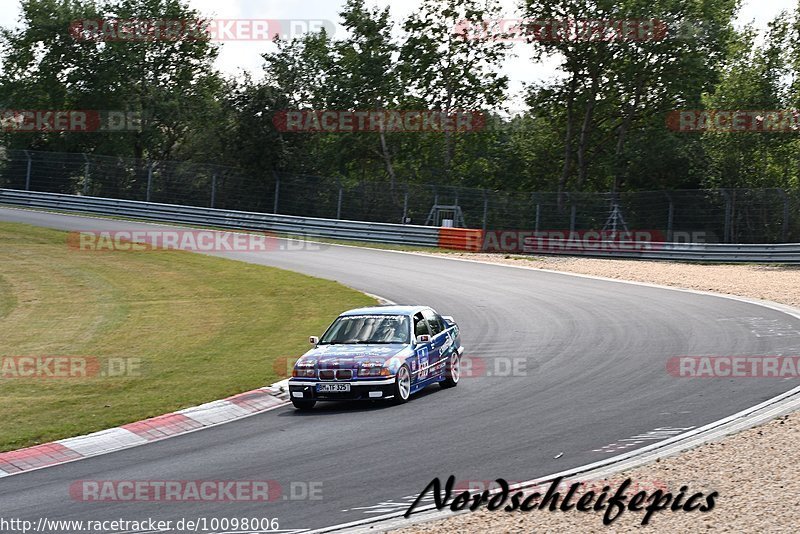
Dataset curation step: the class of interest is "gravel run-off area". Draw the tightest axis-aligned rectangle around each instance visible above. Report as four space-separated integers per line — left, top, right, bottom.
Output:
394 254 800 533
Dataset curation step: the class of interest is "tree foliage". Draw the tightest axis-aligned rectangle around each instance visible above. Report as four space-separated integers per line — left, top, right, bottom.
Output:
1 0 799 194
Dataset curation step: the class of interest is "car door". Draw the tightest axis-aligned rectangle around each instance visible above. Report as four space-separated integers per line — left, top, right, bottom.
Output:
412 312 433 385
421 309 448 379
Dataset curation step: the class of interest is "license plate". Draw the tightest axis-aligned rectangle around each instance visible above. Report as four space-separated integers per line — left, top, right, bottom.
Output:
316 383 351 393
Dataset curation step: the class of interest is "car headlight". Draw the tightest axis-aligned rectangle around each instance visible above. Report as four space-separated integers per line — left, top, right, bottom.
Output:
359 366 391 377
292 366 316 378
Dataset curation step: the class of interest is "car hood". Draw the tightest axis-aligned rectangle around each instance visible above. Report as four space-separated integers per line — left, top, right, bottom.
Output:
300 344 410 368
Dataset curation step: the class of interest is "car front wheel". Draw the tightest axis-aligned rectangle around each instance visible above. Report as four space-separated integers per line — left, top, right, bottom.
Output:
392 365 412 404
440 352 460 388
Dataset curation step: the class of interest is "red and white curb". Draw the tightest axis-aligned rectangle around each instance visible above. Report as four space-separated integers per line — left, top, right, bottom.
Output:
0 384 289 478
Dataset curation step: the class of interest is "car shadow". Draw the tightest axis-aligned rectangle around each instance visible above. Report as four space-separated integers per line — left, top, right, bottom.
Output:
281 384 444 416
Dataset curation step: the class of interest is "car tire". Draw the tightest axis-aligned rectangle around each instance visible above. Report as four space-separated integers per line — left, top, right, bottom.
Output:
440 352 460 388
392 365 412 404
291 398 316 410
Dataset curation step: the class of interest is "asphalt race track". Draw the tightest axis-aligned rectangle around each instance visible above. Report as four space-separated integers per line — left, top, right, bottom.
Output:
3 207 800 531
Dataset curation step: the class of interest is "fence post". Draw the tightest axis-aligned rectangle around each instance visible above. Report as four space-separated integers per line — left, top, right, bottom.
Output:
665 192 674 242
402 187 409 223
210 173 217 208
336 181 343 219
722 189 731 244
272 171 280 214
146 162 153 202
24 150 32 190
568 194 576 233
533 193 540 233
482 189 488 232
779 188 790 243
82 154 90 195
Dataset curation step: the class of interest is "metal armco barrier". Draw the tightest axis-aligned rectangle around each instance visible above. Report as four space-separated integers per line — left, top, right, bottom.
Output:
0 189 440 247
519 238 800 263
1 189 799 263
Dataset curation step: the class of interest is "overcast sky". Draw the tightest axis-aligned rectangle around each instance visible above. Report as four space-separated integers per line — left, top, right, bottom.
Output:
1 0 796 103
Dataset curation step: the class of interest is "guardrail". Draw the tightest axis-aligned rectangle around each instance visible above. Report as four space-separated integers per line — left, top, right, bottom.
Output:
0 188 441 247
1 188 799 263
440 229 800 262
519 238 800 263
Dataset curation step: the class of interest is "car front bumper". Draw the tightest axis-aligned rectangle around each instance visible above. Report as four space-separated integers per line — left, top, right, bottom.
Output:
288 377 396 401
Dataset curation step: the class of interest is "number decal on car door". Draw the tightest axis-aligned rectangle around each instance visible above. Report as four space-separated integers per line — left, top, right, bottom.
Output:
416 346 429 380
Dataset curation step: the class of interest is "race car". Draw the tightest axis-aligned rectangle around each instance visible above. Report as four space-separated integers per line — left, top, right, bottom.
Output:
288 305 464 410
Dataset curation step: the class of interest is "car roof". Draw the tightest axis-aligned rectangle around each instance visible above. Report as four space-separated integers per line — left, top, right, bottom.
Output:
339 305 430 317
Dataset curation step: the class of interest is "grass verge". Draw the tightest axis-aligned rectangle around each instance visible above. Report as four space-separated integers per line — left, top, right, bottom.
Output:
0 221 374 452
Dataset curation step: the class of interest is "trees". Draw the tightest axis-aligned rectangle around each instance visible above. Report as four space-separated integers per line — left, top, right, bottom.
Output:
1 0 222 161
2 0 799 196
518 0 739 193
702 14 798 189
0 0 101 152
400 0 509 181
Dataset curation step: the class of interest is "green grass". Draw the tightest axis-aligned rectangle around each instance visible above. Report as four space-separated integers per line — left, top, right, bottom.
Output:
0 222 374 451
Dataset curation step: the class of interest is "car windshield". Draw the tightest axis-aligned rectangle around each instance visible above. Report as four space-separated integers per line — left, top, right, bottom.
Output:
319 315 411 344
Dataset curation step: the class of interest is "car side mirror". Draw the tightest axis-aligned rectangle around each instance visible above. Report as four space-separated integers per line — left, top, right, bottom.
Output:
416 334 430 344
309 336 319 345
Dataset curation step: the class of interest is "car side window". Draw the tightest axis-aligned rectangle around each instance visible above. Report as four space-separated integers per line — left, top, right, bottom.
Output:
422 309 443 336
413 312 431 338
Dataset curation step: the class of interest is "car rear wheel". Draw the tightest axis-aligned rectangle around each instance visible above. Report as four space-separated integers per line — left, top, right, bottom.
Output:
440 352 460 388
392 365 412 404
292 398 316 410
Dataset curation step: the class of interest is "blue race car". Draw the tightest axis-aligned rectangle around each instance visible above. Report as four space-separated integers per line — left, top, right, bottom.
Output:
288 305 464 410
